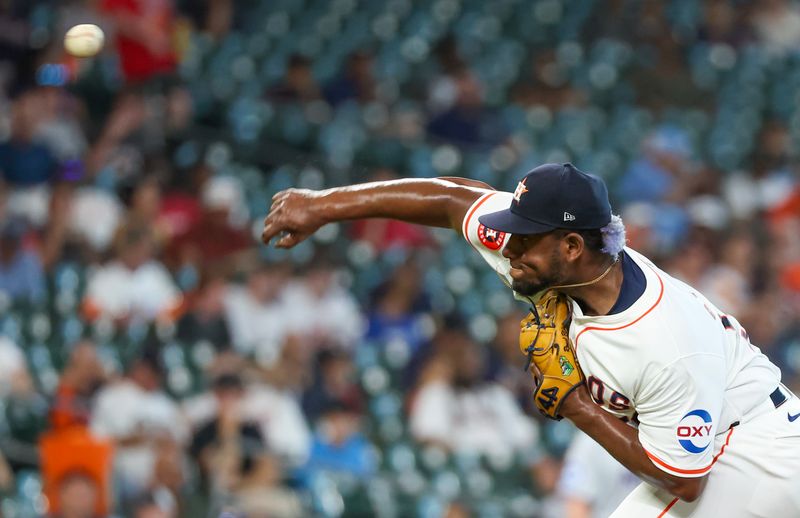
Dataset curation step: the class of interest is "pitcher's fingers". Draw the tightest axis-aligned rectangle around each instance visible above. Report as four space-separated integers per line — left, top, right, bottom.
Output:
276 232 297 248
272 189 290 201
261 218 284 245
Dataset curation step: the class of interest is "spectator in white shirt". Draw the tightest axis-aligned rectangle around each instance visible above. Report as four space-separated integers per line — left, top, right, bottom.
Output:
90 350 188 501
409 329 539 460
83 222 182 325
0 336 27 398
282 259 365 350
223 262 292 365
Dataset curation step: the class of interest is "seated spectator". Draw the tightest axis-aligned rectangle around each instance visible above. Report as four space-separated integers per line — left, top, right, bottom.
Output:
177 273 232 351
29 84 87 164
48 470 101 518
616 125 694 205
556 431 640 518
696 0 753 47
167 175 253 279
427 68 507 147
68 185 125 254
157 163 207 242
223 262 291 363
183 368 311 468
266 54 321 103
282 259 365 350
511 49 585 111
427 34 468 113
0 216 44 303
751 0 800 56
90 350 188 500
2 359 49 471
187 373 304 517
364 259 431 355
243 379 312 468
118 173 169 247
0 335 27 397
302 349 363 424
0 89 59 188
700 232 756 315
664 236 715 288
298 400 376 484
179 0 236 41
40 427 114 518
189 373 265 492
409 332 539 459
83 221 182 325
259 334 314 395
50 341 107 431
324 51 375 107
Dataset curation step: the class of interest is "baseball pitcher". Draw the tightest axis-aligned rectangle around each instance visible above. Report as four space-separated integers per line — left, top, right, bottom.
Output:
262 163 800 517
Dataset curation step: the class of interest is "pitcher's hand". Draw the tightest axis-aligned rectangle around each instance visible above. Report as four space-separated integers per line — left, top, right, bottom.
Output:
262 189 328 248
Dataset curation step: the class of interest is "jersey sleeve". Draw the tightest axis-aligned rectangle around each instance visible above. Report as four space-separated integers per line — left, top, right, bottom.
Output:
461 191 515 285
635 356 726 478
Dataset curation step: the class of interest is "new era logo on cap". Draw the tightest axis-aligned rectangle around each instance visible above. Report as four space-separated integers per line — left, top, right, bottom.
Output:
563 212 575 222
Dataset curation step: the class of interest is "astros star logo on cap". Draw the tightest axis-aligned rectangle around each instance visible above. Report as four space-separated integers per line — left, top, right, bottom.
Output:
513 178 528 203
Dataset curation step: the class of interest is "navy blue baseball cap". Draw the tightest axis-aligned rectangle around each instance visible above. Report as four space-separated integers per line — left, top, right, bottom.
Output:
479 163 611 234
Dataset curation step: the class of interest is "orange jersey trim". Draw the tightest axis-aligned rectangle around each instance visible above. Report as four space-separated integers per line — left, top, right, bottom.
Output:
657 498 679 517
574 263 665 352
644 427 734 477
462 192 495 239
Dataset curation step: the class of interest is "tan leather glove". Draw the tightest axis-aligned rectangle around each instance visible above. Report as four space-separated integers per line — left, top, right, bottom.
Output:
519 290 584 420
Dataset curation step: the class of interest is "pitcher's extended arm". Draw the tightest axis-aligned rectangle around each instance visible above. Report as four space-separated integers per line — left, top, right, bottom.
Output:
261 178 488 248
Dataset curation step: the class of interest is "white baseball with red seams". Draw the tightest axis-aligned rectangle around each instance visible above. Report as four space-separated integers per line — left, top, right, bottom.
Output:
463 190 800 517
64 24 105 58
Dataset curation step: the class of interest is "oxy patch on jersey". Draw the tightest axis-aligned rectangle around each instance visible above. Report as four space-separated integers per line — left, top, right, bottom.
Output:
677 409 713 454
477 223 506 251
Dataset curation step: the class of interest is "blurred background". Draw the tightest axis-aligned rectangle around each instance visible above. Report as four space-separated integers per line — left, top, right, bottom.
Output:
0 0 799 517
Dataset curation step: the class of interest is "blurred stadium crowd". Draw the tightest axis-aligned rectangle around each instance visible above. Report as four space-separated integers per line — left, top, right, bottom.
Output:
0 0 799 517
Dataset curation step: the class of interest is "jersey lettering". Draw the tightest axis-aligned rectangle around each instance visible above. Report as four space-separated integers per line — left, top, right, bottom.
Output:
609 391 631 412
587 376 605 405
720 315 734 330
588 376 632 413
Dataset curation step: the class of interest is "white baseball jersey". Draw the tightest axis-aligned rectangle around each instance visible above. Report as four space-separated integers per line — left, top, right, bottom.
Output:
462 191 786 480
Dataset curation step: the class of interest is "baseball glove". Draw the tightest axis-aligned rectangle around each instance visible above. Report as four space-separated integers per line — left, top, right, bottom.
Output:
519 290 584 420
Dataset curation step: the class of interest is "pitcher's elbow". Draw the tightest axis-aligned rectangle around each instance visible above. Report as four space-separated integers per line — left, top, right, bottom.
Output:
671 476 707 503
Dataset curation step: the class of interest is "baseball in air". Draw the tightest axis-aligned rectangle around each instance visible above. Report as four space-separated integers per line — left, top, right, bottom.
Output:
64 24 105 58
